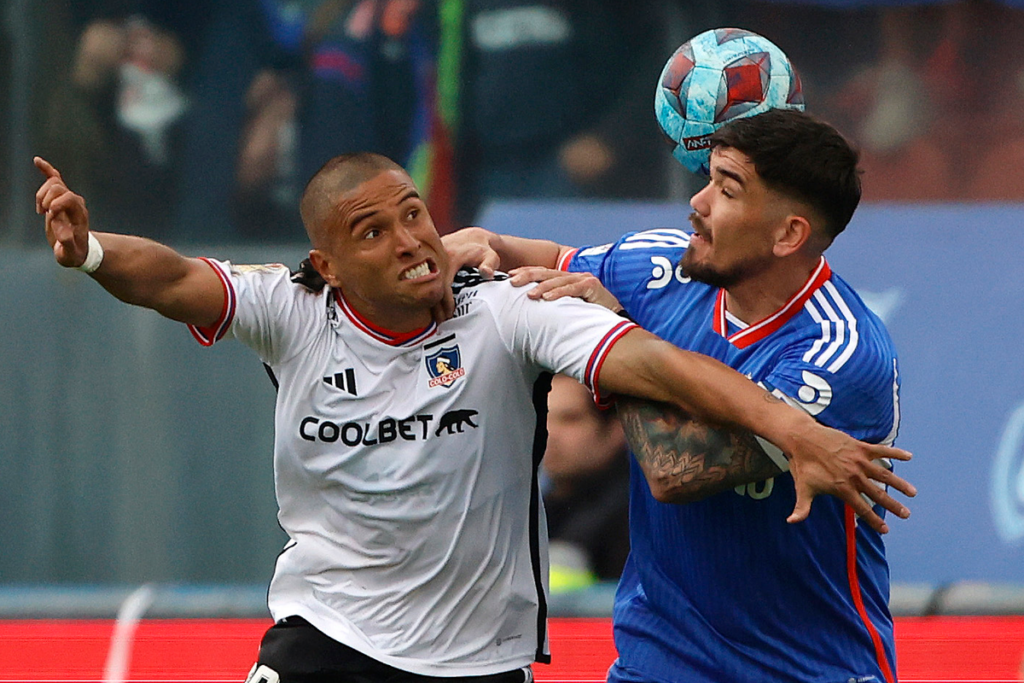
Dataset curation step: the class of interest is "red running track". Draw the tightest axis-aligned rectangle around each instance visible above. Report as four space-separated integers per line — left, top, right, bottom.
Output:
0 617 1022 682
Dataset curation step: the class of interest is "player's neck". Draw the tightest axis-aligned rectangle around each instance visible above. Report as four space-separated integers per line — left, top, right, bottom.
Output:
723 255 822 326
344 294 434 335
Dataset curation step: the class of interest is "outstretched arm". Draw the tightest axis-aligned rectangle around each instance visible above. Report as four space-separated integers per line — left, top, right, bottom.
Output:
34 157 224 326
616 396 781 504
598 328 916 534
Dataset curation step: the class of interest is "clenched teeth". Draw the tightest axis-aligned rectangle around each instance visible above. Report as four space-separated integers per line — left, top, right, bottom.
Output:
402 262 430 280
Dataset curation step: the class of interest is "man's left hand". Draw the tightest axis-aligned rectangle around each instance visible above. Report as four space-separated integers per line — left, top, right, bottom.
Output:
508 266 624 313
786 423 915 534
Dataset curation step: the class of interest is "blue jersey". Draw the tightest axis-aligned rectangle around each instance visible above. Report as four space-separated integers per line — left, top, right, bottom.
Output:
563 229 901 683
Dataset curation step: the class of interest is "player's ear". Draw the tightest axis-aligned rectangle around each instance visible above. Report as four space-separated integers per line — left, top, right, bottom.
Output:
308 249 342 288
772 214 812 258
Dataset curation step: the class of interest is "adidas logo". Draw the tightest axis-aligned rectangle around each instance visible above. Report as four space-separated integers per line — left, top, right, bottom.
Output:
323 368 358 396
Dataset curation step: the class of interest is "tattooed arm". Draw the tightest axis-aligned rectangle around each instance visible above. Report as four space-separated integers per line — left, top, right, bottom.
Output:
616 396 782 504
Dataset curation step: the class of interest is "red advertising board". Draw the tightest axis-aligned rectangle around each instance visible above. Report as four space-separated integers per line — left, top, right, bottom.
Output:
0 617 1021 682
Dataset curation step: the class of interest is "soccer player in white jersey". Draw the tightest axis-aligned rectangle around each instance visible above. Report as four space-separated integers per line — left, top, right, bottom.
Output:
444 109 912 682
34 148 913 683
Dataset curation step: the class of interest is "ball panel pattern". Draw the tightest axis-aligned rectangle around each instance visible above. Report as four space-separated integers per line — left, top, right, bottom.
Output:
655 28 804 175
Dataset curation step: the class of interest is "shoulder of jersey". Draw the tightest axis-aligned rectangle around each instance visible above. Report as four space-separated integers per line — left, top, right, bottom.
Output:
287 259 329 292
795 276 896 377
614 228 691 252
229 262 318 293
452 267 508 294
231 263 290 275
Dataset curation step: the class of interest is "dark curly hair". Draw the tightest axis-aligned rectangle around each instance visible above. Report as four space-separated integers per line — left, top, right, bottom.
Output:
710 109 861 243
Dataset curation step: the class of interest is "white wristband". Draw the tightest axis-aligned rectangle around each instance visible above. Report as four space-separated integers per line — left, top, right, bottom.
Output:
77 233 104 273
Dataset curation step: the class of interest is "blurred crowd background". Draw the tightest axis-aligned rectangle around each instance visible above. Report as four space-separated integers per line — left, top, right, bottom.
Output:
5 0 1024 250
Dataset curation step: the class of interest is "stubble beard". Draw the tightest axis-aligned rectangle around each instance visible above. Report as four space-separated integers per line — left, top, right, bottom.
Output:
679 244 771 290
681 212 733 288
679 247 728 288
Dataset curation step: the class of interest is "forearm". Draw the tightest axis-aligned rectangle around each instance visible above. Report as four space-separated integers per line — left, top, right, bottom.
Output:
602 333 814 458
88 232 220 325
616 396 780 503
651 343 814 457
596 326 915 529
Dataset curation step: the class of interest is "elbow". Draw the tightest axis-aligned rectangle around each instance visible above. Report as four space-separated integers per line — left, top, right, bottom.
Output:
646 473 674 502
646 475 706 505
650 483 681 504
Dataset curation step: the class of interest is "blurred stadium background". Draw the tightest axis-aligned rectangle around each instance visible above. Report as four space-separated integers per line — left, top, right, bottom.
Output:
3 0 1024 680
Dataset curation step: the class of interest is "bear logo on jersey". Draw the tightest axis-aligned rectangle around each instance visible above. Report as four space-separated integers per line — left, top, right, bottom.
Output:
435 409 479 435
426 345 466 388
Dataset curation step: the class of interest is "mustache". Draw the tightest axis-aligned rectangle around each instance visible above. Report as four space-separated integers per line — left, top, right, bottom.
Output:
688 212 708 236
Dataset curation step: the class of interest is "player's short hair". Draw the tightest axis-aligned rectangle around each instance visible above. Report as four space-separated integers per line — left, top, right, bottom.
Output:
710 109 861 243
299 152 408 246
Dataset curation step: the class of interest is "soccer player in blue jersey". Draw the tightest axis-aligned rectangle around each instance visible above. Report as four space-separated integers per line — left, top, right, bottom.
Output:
444 108 908 683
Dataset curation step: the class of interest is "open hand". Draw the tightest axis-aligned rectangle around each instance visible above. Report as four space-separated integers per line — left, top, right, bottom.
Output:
786 423 915 534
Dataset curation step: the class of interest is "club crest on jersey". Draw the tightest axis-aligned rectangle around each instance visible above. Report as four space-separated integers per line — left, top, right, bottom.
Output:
426 346 466 388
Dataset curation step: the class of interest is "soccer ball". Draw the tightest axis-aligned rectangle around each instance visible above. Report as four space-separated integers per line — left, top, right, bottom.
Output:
655 27 805 176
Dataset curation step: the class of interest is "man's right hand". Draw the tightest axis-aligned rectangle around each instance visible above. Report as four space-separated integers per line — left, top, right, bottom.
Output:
433 227 502 324
435 227 573 324
32 155 226 328
441 227 501 279
34 157 92 269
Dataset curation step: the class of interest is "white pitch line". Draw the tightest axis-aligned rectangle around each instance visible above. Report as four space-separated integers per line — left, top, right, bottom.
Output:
102 584 156 683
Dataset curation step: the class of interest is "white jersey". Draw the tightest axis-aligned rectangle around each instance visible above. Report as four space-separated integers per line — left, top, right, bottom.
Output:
189 260 636 677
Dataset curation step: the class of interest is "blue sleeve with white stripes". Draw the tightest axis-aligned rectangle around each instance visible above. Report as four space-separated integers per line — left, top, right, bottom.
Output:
567 229 693 318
